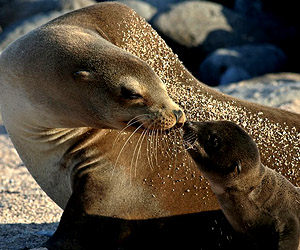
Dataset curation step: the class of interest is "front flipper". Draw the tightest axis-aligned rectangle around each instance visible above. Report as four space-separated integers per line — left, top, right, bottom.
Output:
277 217 300 250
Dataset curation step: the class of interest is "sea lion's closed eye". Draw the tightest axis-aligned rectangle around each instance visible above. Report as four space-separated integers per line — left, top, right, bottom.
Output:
121 86 143 100
72 70 92 81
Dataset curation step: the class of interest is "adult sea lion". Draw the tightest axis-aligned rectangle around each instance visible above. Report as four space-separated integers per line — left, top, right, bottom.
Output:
0 2 299 249
0 4 186 209
183 120 300 250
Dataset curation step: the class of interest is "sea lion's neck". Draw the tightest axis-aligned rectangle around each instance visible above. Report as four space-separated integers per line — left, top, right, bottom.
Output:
209 164 265 196
247 166 277 206
5 121 92 167
3 117 108 207
218 165 299 217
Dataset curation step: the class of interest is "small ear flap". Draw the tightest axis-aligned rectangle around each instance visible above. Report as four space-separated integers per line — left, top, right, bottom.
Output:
73 70 91 80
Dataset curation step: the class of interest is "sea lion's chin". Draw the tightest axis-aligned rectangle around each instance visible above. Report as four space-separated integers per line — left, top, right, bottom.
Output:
187 146 206 164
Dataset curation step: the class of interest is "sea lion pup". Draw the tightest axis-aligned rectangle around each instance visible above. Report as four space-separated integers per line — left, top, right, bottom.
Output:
183 121 300 250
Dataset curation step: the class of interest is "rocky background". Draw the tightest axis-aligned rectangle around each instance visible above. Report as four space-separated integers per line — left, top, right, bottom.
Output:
0 0 299 249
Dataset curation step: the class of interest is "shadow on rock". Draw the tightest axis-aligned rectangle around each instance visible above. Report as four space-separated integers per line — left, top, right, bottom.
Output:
0 125 7 134
0 223 58 250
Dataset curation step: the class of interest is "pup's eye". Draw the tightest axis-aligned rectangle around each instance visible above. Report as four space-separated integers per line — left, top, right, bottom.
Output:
207 134 220 149
121 87 142 100
228 161 242 175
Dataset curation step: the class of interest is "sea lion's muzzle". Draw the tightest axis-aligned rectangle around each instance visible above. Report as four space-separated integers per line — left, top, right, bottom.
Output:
134 107 186 130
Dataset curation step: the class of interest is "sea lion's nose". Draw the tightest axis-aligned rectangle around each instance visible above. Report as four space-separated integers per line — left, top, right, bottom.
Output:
173 109 185 123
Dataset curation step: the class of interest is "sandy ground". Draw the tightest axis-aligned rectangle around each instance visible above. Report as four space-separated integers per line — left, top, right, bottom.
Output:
0 121 62 249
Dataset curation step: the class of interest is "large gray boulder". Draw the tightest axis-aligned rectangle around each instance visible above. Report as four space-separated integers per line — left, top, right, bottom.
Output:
153 1 267 51
0 0 95 31
118 0 157 21
138 0 183 11
152 0 269 77
0 0 96 51
216 73 300 113
0 11 68 51
199 44 287 86
97 0 186 11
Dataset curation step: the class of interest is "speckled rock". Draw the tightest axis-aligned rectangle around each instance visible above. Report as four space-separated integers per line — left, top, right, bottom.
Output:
218 66 251 85
216 73 300 113
199 44 287 86
153 1 267 51
118 0 157 21
0 0 95 31
0 11 67 51
0 223 56 249
151 0 269 77
97 0 185 11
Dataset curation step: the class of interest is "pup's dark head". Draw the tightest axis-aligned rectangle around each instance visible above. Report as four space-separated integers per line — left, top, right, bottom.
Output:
183 121 260 182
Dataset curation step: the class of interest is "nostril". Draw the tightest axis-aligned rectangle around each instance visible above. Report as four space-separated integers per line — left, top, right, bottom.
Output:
173 110 183 122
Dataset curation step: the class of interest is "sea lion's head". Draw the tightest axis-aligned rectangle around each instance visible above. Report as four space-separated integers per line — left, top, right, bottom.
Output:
70 48 186 131
0 25 185 131
183 121 261 188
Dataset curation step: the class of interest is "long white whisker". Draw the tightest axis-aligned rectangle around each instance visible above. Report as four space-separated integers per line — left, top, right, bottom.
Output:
111 123 144 180
182 132 197 150
149 127 156 169
176 128 185 150
145 129 153 171
183 133 197 142
160 128 166 157
154 128 159 167
146 123 155 171
126 114 149 126
175 128 190 170
180 128 197 150
162 130 170 158
130 128 146 183
112 115 148 148
165 130 173 156
171 129 179 175
134 128 148 178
